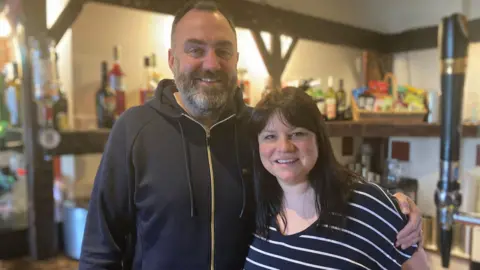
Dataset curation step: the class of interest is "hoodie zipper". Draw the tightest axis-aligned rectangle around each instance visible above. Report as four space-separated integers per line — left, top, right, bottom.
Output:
182 113 235 270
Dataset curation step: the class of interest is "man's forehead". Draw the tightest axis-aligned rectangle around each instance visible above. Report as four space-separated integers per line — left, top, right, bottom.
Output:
174 9 236 43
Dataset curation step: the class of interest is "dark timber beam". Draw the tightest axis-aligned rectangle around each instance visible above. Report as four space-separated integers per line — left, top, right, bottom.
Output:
251 30 298 90
386 17 480 53
91 0 480 53
7 0 58 260
48 0 87 45
92 0 387 52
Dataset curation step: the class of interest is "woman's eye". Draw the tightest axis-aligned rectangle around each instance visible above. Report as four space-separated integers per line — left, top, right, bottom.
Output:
263 134 275 140
291 132 306 138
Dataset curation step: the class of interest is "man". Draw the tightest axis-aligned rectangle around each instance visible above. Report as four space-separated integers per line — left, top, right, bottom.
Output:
79 1 422 269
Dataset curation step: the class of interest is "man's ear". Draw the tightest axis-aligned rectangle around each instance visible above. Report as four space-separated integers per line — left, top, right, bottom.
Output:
168 49 175 72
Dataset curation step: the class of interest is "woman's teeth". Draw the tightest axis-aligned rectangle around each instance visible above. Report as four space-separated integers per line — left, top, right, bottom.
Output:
276 159 297 164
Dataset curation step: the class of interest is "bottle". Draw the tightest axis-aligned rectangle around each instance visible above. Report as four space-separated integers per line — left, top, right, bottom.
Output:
140 56 154 105
0 72 8 149
336 79 347 120
52 53 69 130
109 45 125 119
325 76 337 121
150 53 161 88
309 79 325 118
29 37 62 150
238 68 251 104
96 61 116 128
5 62 22 128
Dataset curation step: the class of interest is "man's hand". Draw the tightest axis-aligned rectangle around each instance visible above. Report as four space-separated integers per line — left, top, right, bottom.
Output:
393 192 422 249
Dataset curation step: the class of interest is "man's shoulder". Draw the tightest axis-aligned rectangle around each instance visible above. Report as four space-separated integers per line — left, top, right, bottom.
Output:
109 105 159 141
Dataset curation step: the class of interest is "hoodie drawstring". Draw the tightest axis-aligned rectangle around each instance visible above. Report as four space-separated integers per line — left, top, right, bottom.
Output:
234 123 246 218
178 120 197 217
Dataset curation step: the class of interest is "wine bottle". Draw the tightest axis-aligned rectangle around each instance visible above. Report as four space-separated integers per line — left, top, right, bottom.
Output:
5 62 21 127
336 79 347 120
109 45 125 118
96 61 116 128
150 53 161 88
52 53 69 130
140 56 154 105
325 76 337 121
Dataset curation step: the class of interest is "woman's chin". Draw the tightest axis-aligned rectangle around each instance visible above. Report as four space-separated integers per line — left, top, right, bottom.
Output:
275 173 306 185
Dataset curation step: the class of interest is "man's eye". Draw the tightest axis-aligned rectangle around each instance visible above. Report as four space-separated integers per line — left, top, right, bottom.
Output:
189 48 204 57
216 49 232 59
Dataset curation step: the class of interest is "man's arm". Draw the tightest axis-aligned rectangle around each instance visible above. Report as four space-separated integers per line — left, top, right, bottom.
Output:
78 115 133 269
393 193 422 249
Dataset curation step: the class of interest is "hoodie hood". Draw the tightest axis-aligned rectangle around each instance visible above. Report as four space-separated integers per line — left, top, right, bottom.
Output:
146 79 250 120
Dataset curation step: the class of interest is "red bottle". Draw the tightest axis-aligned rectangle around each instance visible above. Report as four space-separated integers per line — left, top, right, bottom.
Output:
109 45 125 118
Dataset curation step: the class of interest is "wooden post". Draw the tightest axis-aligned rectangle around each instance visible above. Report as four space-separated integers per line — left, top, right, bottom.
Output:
251 30 298 90
10 0 58 259
48 0 86 45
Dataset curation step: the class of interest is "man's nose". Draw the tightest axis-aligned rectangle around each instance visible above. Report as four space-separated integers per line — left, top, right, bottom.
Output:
203 49 221 70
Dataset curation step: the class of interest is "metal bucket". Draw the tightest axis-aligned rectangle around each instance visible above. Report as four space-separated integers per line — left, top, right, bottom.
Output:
62 198 89 260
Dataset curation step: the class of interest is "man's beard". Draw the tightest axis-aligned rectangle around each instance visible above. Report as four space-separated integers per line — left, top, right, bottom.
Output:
173 60 237 118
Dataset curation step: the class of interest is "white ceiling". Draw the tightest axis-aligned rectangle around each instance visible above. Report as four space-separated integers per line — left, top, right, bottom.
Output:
246 0 480 33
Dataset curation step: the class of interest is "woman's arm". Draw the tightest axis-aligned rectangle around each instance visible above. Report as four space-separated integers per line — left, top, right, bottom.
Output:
402 247 430 270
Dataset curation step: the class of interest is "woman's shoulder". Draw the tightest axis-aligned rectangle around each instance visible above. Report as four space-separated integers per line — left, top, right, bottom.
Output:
348 181 409 231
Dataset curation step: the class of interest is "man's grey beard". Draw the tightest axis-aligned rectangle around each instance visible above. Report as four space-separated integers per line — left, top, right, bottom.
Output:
173 60 237 119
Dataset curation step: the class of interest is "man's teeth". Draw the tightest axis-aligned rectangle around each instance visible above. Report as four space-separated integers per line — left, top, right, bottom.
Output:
200 78 218 82
276 159 297 164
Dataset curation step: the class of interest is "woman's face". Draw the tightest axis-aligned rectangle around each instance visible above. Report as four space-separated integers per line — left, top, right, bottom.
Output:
258 113 318 185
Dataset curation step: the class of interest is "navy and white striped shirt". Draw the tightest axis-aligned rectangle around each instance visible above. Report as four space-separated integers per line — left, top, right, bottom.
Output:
244 182 418 270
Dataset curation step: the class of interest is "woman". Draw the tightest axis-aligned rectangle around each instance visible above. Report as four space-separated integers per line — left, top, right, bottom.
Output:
244 87 429 269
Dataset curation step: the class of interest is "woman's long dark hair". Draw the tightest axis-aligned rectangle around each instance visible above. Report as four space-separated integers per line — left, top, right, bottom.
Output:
250 87 361 237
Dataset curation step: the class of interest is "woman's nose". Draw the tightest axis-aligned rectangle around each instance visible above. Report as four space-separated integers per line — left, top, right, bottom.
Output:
277 137 295 152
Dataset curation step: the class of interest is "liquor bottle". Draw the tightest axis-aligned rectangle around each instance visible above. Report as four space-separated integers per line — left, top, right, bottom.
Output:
0 72 8 149
309 79 325 118
150 53 161 88
325 76 337 121
29 37 62 150
52 53 69 130
140 56 154 105
109 45 125 119
5 62 21 127
96 61 116 128
238 68 251 104
335 79 347 120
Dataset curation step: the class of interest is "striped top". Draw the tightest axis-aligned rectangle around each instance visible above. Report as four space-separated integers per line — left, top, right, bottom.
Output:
244 182 418 270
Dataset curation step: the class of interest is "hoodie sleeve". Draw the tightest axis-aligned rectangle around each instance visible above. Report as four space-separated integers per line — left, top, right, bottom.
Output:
79 114 134 269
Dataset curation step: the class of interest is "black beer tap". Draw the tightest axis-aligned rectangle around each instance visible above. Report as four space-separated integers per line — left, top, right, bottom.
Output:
435 13 468 268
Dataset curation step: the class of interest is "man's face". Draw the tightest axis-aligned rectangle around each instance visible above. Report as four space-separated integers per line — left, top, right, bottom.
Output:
169 9 239 116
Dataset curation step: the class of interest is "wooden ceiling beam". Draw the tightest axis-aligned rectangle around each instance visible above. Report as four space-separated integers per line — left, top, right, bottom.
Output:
91 0 387 53
48 0 87 45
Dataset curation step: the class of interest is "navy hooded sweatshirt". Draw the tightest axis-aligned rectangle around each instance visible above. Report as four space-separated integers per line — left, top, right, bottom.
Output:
79 79 255 270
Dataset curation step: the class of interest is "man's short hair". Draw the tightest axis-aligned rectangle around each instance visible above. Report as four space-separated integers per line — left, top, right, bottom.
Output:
170 0 237 46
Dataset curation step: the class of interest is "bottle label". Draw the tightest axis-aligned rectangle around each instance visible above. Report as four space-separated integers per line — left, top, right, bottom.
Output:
326 98 336 119
101 95 117 115
115 91 126 116
316 100 326 116
56 112 69 130
110 75 123 90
